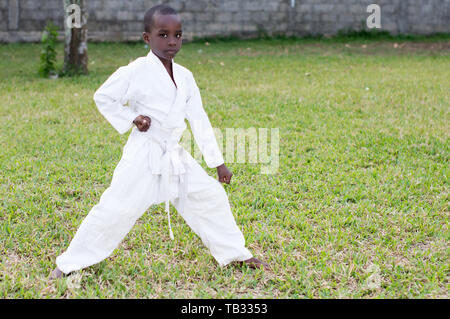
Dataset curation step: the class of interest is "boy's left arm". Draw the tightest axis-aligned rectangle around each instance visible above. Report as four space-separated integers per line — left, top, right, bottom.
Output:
185 73 233 184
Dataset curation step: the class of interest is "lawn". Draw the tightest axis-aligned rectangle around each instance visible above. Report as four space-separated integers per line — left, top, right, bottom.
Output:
0 36 448 298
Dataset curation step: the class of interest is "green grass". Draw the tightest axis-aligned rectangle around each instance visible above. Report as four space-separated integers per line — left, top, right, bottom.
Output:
0 38 448 298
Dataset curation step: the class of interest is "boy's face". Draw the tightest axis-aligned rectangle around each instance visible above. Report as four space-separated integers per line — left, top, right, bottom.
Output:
142 13 182 61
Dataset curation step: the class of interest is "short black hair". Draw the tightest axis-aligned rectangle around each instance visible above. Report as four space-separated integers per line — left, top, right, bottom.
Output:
144 4 179 32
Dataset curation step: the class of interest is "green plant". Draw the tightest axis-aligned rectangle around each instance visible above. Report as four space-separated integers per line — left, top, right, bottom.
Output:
39 21 59 78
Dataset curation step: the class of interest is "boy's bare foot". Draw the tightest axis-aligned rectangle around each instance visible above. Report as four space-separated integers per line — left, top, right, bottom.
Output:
239 257 271 271
49 267 65 279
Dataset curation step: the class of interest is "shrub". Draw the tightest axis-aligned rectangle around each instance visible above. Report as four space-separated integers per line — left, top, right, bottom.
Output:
39 21 59 78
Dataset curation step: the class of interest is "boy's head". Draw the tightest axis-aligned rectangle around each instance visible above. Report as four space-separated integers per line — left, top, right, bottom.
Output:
142 4 182 61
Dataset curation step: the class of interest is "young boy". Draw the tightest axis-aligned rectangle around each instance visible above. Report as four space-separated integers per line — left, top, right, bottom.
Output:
50 4 269 279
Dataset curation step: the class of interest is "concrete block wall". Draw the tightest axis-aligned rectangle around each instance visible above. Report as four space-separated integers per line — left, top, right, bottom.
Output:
0 0 449 43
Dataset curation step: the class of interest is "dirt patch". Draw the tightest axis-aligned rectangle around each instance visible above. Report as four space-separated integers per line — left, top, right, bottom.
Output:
394 41 450 52
353 41 450 55
217 41 450 57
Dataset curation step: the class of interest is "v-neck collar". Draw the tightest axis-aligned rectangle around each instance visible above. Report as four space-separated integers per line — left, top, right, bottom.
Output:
146 49 178 89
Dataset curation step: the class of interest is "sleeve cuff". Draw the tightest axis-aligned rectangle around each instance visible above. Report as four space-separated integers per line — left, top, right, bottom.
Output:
115 108 139 135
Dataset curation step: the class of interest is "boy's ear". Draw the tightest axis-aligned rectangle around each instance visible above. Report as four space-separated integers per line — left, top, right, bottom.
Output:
142 32 150 43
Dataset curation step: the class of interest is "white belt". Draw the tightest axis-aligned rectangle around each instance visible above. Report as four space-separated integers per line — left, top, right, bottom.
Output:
139 122 190 240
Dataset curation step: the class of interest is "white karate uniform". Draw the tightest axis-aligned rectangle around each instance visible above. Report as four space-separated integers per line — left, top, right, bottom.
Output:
55 50 253 274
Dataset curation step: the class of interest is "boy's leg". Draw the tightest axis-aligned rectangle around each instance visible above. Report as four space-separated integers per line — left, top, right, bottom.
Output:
171 156 254 267
55 147 158 275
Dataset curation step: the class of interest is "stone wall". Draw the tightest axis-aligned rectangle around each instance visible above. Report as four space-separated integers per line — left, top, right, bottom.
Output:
1 0 449 43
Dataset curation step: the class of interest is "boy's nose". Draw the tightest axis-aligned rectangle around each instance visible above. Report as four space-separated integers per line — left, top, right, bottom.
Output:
168 36 178 45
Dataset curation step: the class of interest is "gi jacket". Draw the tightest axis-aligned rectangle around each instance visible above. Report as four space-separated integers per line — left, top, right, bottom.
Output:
93 49 225 169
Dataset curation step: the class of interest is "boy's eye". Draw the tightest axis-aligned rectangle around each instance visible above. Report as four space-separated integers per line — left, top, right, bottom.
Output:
158 33 182 39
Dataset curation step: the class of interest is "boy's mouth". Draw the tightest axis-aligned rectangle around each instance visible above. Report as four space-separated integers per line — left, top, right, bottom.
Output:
165 49 177 55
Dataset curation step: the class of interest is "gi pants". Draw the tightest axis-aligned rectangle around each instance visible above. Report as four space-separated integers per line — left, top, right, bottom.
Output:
55 129 253 274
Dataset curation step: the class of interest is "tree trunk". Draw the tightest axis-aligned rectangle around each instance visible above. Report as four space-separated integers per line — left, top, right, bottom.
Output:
62 0 88 76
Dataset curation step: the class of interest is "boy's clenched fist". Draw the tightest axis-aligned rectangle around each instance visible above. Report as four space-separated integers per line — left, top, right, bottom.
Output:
133 115 151 132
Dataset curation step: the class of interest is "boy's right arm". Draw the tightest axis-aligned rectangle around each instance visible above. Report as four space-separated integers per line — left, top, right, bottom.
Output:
93 65 140 134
